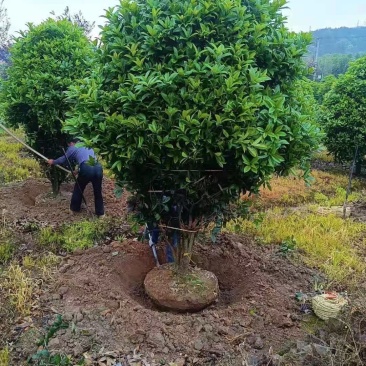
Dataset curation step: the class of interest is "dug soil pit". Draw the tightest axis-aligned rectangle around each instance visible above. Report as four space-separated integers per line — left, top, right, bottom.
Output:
38 233 321 365
0 177 127 226
144 265 219 311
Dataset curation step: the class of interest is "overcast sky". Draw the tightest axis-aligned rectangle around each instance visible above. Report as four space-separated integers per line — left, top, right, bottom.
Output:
3 0 366 37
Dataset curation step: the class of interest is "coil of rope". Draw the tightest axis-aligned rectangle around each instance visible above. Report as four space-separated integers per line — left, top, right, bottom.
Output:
312 292 348 321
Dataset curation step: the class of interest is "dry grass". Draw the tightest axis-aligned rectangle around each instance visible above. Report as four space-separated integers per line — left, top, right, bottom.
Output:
22 253 60 278
1 254 60 315
243 170 364 209
1 264 34 316
0 131 41 184
312 149 334 163
225 209 366 285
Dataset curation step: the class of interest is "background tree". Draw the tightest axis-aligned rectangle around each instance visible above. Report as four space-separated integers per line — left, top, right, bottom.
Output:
50 6 95 37
320 56 366 174
0 0 10 79
317 54 357 77
0 0 10 49
312 75 337 104
0 19 94 194
66 0 321 270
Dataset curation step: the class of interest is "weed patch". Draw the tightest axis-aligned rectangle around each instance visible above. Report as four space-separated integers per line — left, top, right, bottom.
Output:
38 220 109 252
1 264 34 316
28 315 71 366
0 227 15 264
0 347 9 366
0 132 41 184
23 253 60 277
0 242 13 264
225 210 366 285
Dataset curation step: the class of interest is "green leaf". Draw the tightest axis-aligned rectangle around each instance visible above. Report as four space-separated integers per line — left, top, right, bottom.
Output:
248 146 258 157
55 0 321 238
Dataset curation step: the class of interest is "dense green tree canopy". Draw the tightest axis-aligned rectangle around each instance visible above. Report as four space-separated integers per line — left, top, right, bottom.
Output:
0 19 94 193
320 56 366 163
66 0 320 229
317 54 361 78
312 75 337 104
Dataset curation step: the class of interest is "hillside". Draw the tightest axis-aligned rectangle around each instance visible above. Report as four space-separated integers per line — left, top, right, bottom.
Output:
309 26 366 56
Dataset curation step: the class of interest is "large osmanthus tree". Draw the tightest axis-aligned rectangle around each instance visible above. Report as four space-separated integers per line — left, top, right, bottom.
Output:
66 0 321 269
320 56 366 173
0 19 94 194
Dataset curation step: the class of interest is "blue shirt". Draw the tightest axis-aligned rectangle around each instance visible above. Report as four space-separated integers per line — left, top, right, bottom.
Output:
53 146 96 166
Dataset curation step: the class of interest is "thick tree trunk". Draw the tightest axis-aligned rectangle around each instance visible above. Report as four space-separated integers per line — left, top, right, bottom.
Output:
49 166 62 196
175 230 196 273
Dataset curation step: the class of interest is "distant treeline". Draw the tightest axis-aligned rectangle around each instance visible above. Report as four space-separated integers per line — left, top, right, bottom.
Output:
309 26 366 57
1 26 366 79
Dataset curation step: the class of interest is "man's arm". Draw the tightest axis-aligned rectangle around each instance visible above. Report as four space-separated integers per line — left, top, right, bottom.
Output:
48 146 77 166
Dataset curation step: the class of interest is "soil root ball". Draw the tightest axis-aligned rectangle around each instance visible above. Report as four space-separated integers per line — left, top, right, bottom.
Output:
144 264 219 312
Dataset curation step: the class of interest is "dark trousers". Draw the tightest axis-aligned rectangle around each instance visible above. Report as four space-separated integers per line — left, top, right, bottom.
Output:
70 162 104 216
146 223 179 263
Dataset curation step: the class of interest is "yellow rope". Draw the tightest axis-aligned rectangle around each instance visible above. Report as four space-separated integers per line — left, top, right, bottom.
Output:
312 292 348 321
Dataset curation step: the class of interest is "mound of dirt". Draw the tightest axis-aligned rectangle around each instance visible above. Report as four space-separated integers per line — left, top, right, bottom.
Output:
0 177 127 226
144 265 219 311
38 233 320 364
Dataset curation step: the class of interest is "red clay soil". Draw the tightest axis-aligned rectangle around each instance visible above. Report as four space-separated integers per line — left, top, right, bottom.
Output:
0 178 321 365
0 177 127 226
37 234 319 365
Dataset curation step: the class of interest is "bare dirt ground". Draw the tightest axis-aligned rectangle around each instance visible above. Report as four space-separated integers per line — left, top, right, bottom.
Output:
1 177 327 365
29 236 319 365
0 177 127 226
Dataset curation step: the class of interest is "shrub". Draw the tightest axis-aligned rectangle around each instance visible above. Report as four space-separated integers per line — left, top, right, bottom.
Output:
66 0 321 269
0 19 94 194
320 56 366 169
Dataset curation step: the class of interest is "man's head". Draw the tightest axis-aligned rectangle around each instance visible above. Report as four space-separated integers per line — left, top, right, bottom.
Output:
67 136 80 146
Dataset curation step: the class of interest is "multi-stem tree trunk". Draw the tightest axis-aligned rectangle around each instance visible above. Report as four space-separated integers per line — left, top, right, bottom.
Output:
174 230 197 273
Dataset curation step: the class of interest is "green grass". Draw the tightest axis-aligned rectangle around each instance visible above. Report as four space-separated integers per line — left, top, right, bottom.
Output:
0 347 9 366
0 228 15 264
313 187 361 207
38 220 109 252
0 242 13 264
225 209 366 285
